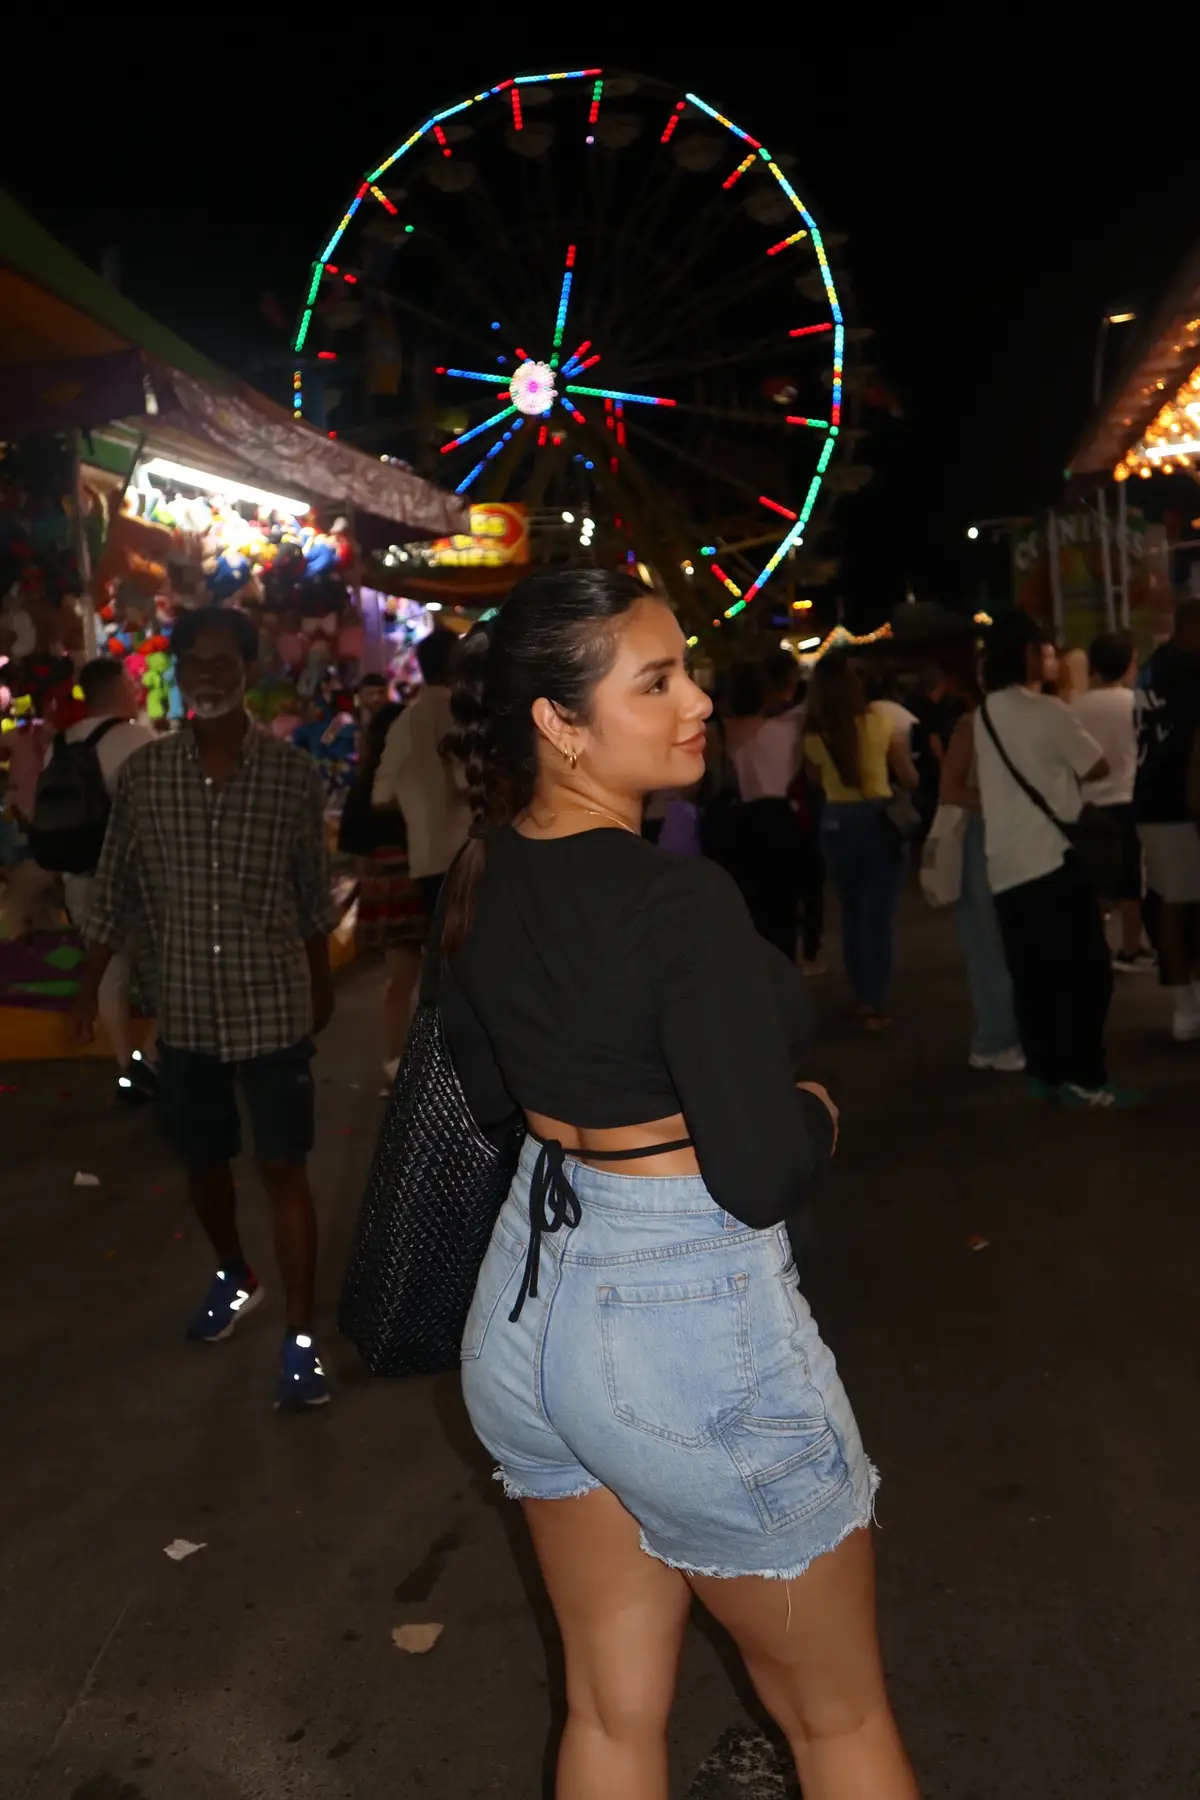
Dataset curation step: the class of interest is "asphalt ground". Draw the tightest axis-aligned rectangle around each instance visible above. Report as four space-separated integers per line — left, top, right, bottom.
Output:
1 894 1196 1799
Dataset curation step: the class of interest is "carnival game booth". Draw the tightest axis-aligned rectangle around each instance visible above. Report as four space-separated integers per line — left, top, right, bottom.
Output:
0 190 466 1058
1063 238 1200 648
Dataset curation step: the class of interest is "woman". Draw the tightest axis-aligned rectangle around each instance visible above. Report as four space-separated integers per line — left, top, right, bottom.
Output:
715 661 809 960
803 656 918 1030
438 571 917 1800
1072 630 1151 972
940 694 1025 1071
338 700 427 1075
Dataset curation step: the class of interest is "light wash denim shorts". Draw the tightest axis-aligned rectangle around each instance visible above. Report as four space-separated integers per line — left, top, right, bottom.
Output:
461 1136 878 1580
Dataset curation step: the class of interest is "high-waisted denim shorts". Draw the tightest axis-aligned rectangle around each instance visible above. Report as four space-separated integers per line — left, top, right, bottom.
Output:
461 1136 878 1580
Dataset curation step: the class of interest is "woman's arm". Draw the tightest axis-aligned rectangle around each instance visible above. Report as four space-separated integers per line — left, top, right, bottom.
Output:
652 860 835 1227
940 712 979 808
886 728 920 791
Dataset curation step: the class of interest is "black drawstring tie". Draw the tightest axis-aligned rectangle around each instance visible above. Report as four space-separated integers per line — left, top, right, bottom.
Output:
510 1139 581 1322
507 1133 695 1324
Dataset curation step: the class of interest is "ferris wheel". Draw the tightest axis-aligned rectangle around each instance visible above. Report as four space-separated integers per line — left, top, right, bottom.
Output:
293 68 860 634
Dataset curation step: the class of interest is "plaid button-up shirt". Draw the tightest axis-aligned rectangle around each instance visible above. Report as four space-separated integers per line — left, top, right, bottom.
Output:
86 723 335 1061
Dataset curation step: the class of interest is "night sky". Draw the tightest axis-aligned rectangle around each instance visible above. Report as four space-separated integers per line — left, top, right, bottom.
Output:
7 31 1196 627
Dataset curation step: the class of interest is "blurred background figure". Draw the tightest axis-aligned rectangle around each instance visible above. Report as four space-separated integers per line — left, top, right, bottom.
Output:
339 700 427 1076
372 628 469 917
939 684 1024 1071
804 654 918 1029
1134 598 1200 1041
1073 630 1151 973
711 661 808 960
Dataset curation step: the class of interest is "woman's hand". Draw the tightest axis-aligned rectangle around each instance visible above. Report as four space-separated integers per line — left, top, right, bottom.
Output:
797 1080 839 1154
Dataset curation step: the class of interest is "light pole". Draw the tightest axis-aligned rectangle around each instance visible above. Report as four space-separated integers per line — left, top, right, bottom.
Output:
1093 310 1136 407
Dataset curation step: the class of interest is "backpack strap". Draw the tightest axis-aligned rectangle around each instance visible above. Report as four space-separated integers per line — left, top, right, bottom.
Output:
86 717 125 748
979 699 1069 835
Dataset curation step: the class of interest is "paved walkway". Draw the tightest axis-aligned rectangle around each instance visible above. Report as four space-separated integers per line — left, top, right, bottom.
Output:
1 896 1196 1799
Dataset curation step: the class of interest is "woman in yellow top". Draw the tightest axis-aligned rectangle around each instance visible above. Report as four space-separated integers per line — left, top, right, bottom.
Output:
804 655 918 1029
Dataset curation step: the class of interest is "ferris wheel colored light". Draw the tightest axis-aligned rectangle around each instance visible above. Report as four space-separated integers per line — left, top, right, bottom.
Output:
510 361 557 416
297 69 847 612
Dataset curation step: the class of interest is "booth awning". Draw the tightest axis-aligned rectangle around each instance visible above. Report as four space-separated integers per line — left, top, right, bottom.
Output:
1068 239 1200 482
0 188 468 538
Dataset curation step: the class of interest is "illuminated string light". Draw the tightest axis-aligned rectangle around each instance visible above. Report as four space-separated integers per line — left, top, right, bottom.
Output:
537 424 548 447
441 367 510 384
785 415 829 429
661 101 686 143
710 563 743 607
513 346 529 361
758 494 798 520
588 78 603 125
293 308 313 352
574 353 602 374
317 350 338 362
432 125 452 157
551 246 576 368
513 68 602 81
439 404 518 453
566 385 675 406
766 229 809 256
304 264 323 307
569 340 592 363
740 432 839 606
342 272 358 284
369 185 398 215
511 87 523 130
788 322 833 338
616 400 626 447
722 154 756 190
684 91 761 148
561 400 587 425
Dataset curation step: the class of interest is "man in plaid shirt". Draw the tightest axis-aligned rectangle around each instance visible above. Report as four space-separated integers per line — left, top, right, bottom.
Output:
71 607 337 1409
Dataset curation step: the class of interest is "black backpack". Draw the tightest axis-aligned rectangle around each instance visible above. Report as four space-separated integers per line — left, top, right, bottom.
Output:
29 718 123 875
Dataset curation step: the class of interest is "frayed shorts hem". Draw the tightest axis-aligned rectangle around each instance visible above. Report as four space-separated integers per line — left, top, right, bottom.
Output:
637 1503 875 1583
492 1466 603 1503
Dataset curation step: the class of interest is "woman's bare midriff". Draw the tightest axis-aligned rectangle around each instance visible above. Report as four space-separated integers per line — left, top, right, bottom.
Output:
523 1109 701 1177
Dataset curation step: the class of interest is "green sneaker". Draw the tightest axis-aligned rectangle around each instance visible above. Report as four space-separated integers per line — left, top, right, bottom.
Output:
1026 1077 1059 1103
1059 1082 1144 1112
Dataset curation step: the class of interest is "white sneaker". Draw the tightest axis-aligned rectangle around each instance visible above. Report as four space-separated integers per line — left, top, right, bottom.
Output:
1171 993 1200 1042
969 1047 1027 1073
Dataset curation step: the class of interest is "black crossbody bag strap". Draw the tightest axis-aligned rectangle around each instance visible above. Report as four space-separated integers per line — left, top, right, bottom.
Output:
979 699 1070 841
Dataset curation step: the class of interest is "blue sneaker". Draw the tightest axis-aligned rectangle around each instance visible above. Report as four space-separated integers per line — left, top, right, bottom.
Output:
186 1266 264 1342
275 1332 330 1410
1059 1081 1144 1112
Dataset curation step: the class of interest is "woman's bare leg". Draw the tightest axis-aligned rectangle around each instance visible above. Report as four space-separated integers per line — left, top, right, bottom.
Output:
691 1529 918 1799
523 1487 692 1800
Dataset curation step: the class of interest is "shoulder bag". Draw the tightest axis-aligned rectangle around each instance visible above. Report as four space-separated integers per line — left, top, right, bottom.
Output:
979 699 1122 895
338 878 524 1376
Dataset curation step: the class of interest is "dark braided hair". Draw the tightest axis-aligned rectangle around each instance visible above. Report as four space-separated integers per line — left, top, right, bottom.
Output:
441 567 648 950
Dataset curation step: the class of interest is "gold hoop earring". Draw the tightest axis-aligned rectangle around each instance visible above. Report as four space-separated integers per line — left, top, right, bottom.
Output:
562 747 578 772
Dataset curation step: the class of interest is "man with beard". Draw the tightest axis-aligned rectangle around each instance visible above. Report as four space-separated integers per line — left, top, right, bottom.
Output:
70 607 336 1408
1135 598 1200 1040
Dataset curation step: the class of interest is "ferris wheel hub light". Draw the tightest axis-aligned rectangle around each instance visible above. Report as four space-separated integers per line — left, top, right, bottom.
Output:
510 360 558 416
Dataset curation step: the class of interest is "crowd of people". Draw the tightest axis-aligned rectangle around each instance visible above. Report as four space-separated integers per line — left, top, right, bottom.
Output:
2 577 1199 1798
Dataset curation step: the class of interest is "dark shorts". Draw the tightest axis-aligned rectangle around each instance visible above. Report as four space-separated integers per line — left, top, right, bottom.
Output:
1102 802 1142 902
157 1039 316 1169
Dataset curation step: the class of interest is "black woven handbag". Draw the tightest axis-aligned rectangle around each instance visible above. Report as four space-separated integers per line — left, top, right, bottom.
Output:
338 914 523 1376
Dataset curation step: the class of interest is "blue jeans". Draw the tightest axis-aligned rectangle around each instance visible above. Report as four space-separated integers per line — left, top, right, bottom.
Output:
956 814 1020 1057
462 1137 877 1580
819 802 899 1010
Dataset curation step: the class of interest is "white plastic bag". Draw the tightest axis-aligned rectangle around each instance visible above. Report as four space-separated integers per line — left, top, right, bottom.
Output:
919 804 968 907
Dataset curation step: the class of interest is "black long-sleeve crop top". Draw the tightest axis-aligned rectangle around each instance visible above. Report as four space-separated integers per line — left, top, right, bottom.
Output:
439 827 834 1230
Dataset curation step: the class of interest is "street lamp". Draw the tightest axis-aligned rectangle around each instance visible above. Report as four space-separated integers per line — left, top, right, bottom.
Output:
1093 310 1137 406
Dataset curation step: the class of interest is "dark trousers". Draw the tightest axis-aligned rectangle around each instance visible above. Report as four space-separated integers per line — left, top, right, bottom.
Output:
731 798 807 960
993 859 1113 1090
797 830 825 962
820 802 901 1010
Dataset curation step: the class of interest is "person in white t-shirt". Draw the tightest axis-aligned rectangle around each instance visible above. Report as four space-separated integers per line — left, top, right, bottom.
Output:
975 612 1137 1109
53 659 154 1090
1072 630 1150 972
